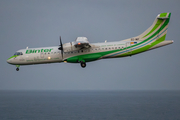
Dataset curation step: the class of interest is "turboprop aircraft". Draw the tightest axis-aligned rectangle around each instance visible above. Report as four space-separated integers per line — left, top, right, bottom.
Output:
7 12 173 71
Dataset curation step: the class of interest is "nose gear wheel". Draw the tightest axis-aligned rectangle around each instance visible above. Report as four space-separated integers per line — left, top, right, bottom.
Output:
16 68 19 71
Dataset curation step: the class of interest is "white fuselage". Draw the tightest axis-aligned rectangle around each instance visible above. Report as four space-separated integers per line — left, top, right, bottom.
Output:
7 41 133 65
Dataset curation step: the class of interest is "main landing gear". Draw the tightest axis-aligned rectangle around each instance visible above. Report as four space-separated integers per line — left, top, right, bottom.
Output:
80 62 86 68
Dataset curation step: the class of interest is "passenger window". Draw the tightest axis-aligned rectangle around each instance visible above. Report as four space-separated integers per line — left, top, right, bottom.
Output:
81 50 83 52
112 47 114 49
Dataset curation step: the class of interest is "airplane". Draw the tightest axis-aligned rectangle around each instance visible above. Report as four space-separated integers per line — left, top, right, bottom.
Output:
7 12 173 71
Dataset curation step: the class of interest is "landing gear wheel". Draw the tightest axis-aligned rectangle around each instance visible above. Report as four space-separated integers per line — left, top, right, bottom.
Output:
16 68 19 71
80 62 86 68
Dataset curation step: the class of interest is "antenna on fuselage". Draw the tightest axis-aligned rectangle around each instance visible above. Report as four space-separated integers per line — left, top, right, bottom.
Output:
26 46 28 49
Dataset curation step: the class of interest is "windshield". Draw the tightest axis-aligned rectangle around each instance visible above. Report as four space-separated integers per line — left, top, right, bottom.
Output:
14 52 23 55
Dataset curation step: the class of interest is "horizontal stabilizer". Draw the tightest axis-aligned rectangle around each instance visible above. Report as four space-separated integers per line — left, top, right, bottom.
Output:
148 40 173 50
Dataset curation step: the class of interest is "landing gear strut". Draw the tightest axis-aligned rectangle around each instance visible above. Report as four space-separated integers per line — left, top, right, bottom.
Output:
16 65 20 71
80 62 86 68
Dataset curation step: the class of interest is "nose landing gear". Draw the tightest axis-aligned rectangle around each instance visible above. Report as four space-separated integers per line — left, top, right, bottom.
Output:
16 65 20 71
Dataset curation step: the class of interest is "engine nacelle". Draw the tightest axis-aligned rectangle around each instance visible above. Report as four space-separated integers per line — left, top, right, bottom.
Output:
63 42 80 52
63 37 91 52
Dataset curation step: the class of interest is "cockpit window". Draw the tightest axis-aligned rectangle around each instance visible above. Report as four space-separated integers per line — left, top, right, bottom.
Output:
14 52 23 56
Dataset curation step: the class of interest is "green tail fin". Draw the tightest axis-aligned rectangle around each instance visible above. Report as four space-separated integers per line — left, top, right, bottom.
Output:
122 13 171 42
140 12 171 40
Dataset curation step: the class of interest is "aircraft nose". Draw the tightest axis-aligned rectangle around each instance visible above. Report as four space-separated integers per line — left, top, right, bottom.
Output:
7 59 11 64
7 55 19 65
7 58 14 64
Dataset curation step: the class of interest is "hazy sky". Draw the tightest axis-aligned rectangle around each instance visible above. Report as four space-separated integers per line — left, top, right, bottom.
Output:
1 0 180 90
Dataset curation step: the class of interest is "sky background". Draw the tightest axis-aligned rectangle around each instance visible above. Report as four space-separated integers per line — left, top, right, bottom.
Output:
0 0 180 90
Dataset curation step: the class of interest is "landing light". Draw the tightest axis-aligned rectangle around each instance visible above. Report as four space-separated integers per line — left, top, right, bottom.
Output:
78 43 81 45
48 57 51 60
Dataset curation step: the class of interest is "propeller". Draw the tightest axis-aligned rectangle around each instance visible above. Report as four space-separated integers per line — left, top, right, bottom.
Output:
58 36 63 59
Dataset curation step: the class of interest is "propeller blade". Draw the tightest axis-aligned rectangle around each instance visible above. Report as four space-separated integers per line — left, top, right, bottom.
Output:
58 36 63 59
60 36 62 47
58 36 62 50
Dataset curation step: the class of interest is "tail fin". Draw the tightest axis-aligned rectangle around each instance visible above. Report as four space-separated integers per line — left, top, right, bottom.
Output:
139 12 171 40
123 12 171 41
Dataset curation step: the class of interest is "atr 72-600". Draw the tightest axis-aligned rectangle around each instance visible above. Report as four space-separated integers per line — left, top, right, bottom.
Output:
7 13 173 71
